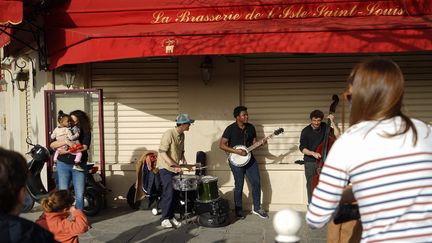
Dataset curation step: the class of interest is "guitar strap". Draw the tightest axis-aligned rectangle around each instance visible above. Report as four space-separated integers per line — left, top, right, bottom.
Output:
242 127 247 146
241 123 253 147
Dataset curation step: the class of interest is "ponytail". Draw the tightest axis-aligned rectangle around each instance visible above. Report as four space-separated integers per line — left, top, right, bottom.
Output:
41 190 74 212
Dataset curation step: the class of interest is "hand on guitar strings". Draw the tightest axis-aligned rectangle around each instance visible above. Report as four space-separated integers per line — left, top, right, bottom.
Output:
235 149 247 156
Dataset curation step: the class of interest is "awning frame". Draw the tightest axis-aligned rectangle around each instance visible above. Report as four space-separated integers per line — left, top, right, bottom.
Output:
1 18 49 70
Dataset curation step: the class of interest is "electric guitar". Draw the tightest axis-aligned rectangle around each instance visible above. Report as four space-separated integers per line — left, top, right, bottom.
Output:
228 128 284 167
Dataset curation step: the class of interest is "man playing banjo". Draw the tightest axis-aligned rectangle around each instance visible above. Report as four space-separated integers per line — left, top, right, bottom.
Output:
219 106 268 219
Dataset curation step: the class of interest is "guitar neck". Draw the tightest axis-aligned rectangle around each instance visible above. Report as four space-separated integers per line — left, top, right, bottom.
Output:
246 134 274 152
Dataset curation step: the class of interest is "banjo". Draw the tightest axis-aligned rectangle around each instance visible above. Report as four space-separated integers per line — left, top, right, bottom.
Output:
228 128 284 167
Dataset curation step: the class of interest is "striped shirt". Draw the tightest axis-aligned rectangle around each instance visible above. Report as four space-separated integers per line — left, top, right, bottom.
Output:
306 117 432 243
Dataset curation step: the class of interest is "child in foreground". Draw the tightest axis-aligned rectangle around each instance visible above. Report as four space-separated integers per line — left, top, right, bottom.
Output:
36 190 88 243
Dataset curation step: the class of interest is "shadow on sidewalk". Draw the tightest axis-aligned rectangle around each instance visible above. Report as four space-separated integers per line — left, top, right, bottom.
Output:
88 206 141 224
106 220 198 242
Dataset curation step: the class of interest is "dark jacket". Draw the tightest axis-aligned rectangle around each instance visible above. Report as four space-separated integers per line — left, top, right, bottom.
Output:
299 122 334 163
0 213 56 243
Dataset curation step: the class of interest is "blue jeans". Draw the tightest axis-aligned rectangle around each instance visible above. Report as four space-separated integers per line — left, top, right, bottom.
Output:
229 159 261 211
56 160 86 209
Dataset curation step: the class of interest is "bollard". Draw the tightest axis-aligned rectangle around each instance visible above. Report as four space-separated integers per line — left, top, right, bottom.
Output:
273 209 301 243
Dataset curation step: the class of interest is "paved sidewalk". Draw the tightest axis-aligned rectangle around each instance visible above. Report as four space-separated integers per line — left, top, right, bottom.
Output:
22 205 326 243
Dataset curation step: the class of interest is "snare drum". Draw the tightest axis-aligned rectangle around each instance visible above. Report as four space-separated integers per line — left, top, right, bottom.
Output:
172 174 198 191
197 175 219 203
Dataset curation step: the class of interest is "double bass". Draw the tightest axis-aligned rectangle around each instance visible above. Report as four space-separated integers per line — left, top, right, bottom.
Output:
311 94 339 192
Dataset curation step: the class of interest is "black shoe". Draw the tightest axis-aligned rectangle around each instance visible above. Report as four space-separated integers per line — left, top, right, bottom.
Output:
235 210 245 219
252 209 269 219
72 164 85 172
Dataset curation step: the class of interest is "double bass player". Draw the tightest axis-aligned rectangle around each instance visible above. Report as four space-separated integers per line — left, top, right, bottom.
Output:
300 107 362 243
299 109 340 204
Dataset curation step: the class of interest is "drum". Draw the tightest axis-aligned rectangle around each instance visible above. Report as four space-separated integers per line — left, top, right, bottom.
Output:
172 174 198 191
197 176 219 203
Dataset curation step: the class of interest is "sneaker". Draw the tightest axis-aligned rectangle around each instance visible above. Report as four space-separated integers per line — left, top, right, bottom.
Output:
170 217 182 228
151 208 159 216
253 209 269 219
235 210 245 219
72 164 85 172
161 219 173 228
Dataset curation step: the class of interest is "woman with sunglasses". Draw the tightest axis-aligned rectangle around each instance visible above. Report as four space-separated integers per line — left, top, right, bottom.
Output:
307 58 432 242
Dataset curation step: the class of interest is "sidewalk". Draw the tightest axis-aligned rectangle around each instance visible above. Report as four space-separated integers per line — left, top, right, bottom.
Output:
22 205 327 243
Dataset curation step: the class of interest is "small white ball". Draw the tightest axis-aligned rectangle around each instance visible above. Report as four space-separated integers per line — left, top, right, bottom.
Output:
273 209 301 242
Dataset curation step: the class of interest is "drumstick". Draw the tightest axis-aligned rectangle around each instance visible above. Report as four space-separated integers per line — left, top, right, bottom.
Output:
170 164 207 172
170 164 196 169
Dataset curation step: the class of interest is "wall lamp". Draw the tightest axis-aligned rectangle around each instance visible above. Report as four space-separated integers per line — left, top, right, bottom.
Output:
11 57 36 92
200 55 213 85
58 64 77 88
15 59 30 92
0 64 30 92
1 57 36 92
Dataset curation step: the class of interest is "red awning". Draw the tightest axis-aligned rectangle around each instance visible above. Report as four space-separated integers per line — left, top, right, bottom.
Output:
0 0 23 47
45 0 432 69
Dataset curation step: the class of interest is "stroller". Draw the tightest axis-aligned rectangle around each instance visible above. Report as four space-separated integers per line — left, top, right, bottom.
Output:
127 151 162 214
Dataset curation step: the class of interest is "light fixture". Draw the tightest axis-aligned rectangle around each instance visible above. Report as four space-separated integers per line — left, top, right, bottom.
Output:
0 69 13 92
14 59 30 92
200 55 213 85
59 64 77 88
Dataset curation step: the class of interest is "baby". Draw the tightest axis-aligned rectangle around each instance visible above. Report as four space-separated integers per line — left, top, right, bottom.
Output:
51 110 84 171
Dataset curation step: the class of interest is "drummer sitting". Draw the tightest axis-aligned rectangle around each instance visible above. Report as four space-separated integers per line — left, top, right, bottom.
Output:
134 151 161 210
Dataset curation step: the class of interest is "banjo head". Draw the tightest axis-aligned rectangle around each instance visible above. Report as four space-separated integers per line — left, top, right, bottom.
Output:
228 145 251 167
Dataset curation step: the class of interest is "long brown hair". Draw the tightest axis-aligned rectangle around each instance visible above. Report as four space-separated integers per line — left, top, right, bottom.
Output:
347 57 418 145
70 110 92 134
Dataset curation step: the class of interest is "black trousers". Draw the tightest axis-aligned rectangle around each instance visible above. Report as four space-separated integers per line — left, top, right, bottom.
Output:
304 161 318 204
159 168 178 220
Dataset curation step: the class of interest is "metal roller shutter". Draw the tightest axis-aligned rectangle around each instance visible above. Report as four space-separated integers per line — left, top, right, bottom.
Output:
91 58 179 164
244 52 432 165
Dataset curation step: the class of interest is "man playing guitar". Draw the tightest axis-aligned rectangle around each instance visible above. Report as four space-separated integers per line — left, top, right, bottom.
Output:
219 106 268 219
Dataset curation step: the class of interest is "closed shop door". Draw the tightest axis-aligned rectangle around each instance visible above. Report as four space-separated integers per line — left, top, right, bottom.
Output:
91 58 179 164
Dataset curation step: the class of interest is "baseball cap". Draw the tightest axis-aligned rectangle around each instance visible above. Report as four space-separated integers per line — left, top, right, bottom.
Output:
176 114 195 124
